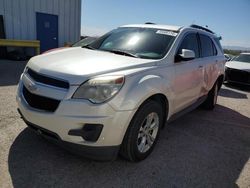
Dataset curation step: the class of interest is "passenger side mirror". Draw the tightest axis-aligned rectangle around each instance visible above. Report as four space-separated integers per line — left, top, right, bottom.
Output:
175 49 195 62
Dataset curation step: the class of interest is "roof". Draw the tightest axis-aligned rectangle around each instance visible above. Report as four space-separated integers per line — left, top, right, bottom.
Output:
120 24 182 31
119 24 219 38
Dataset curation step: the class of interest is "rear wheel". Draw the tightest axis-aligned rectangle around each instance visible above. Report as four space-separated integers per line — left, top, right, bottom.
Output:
120 100 163 162
202 81 218 110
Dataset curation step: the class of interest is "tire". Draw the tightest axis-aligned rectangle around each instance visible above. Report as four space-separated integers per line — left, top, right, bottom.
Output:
202 81 218 110
120 100 164 162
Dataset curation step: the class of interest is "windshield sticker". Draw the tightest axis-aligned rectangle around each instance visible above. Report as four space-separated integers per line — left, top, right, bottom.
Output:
156 30 177 36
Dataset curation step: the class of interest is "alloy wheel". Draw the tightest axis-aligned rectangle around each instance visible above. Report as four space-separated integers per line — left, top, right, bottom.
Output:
137 112 159 153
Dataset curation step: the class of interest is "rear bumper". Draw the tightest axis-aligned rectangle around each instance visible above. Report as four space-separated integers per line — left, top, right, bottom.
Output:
18 109 120 161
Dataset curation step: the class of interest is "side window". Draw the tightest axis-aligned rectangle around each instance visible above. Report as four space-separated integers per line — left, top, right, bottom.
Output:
199 34 214 57
212 41 217 56
177 33 199 58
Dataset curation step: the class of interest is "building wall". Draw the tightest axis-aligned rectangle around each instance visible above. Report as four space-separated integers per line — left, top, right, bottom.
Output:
0 0 81 47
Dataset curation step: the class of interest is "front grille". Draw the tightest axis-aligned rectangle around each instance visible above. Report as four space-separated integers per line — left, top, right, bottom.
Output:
226 68 250 84
22 86 60 112
27 68 70 89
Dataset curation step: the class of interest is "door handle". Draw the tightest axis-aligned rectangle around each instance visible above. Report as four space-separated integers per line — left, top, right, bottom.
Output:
198 65 203 68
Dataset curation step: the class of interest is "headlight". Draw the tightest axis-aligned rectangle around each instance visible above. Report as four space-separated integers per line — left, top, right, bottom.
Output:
72 75 125 104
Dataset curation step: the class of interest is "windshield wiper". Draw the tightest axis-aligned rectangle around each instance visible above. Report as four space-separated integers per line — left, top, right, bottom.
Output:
82 45 96 50
105 49 139 58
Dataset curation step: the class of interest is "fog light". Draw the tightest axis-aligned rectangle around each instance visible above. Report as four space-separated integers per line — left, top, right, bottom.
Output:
68 124 103 142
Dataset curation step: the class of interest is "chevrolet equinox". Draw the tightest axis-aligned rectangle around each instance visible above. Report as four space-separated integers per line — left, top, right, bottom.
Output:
17 24 226 161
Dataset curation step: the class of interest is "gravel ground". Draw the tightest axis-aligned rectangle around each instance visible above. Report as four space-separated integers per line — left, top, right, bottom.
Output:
0 60 250 188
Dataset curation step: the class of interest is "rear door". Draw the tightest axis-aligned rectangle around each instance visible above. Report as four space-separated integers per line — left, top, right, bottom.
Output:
198 34 219 97
173 33 203 112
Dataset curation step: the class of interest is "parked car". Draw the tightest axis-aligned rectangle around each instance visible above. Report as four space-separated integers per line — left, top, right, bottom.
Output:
72 36 97 47
17 24 225 161
224 53 234 61
225 53 250 85
43 37 97 54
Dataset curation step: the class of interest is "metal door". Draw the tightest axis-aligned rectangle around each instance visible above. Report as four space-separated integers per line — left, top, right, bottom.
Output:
36 12 58 53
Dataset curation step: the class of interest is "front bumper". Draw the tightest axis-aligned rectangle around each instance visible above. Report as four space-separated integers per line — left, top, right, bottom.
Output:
17 79 137 160
18 109 119 161
225 67 250 85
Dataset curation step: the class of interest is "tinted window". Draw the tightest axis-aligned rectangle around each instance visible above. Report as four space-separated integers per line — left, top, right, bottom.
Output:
234 54 250 63
177 33 199 58
200 34 214 57
89 27 177 59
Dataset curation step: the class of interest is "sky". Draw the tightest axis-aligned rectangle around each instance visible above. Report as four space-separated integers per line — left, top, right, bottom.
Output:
81 0 250 48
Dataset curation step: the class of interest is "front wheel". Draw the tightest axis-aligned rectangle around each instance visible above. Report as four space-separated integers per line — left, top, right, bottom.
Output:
120 100 163 162
202 81 218 110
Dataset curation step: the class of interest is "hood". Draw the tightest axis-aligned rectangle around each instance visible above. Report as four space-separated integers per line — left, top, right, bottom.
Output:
27 47 156 84
225 61 250 72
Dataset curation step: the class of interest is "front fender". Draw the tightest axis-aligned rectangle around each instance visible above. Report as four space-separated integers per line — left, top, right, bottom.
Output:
108 73 174 118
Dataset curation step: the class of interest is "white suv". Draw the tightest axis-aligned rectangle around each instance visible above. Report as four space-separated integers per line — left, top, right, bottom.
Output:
17 24 226 161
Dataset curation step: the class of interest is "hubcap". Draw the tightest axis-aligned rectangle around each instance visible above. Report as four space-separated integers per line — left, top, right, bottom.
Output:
137 112 159 153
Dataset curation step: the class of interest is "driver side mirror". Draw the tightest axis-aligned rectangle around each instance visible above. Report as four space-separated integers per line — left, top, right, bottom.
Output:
175 49 195 62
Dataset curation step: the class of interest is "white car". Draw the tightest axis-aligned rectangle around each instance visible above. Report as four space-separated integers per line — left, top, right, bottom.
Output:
224 53 234 61
225 53 250 85
17 24 225 161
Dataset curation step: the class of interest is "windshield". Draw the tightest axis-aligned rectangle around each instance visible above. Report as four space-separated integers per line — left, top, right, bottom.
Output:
88 27 178 59
234 54 250 63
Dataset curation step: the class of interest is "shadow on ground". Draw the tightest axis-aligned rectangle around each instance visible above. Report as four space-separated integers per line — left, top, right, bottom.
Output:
223 83 250 93
8 105 250 187
219 88 248 99
0 60 27 86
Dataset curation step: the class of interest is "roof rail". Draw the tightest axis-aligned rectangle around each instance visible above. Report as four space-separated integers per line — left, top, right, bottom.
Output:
190 24 214 34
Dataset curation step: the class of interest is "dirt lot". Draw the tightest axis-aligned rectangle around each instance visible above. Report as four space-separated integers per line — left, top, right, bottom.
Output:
0 60 250 188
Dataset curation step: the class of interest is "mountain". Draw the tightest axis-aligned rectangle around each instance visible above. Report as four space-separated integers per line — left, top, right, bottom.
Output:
223 46 250 51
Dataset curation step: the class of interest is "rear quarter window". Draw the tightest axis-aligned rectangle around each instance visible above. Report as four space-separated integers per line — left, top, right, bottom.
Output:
214 37 223 54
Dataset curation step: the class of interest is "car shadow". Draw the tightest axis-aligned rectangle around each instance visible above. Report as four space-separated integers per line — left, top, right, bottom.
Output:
8 104 250 187
224 83 250 92
0 60 27 86
219 88 248 99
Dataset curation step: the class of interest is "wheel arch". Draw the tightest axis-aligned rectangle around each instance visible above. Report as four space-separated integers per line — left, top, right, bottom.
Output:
217 74 224 90
124 93 169 132
119 93 170 160
140 93 169 127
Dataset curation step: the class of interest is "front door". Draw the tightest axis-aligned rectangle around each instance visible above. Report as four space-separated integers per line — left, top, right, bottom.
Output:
173 33 203 113
36 12 58 53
